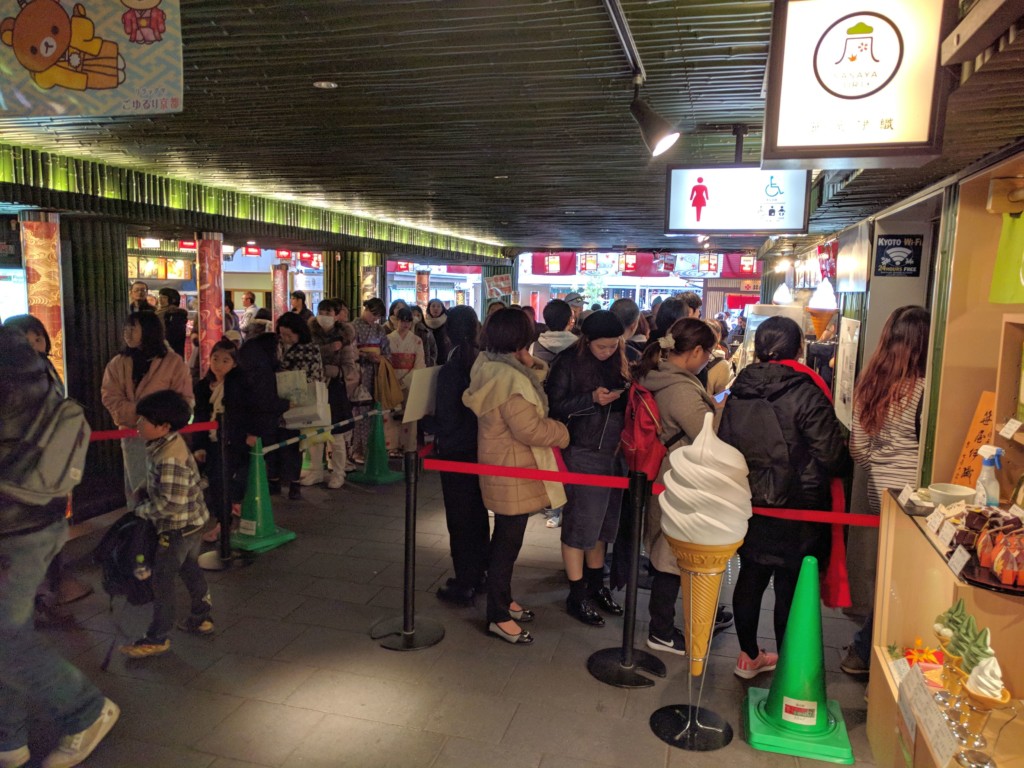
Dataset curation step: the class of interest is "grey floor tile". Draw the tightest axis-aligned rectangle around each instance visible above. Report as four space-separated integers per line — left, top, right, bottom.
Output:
502 707 668 768
290 552 392 583
77 736 218 768
211 615 308 658
285 594 392 633
421 645 520 696
502 657 631 717
234 588 308 620
431 736 542 768
281 713 445 768
193 699 325 766
298 576 384 604
189 653 318 703
284 669 444 727
422 690 520 743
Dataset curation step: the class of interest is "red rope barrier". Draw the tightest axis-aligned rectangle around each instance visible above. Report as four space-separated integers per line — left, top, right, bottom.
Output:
89 421 219 442
421 453 878 528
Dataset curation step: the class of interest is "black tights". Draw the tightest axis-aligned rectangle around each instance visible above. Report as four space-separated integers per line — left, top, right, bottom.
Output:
733 557 799 659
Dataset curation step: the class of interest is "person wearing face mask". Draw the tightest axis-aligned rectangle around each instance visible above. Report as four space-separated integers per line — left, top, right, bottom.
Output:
635 317 732 656
546 311 630 626
101 312 193 511
276 312 323 500
424 299 451 363
302 300 355 489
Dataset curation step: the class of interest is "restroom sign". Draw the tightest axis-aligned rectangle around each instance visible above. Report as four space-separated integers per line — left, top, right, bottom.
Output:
874 234 922 277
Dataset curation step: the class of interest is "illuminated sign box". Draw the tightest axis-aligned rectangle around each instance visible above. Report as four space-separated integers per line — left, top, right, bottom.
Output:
665 165 810 235
762 0 954 169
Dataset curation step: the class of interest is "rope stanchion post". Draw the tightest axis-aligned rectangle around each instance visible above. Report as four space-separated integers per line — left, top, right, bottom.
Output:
369 450 445 650
199 413 250 571
586 471 666 688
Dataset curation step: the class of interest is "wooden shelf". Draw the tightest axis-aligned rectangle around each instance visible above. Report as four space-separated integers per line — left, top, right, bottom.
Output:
867 493 1024 768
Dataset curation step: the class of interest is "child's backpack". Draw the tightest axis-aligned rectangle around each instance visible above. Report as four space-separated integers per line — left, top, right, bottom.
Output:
620 382 685 480
0 386 90 506
94 512 158 606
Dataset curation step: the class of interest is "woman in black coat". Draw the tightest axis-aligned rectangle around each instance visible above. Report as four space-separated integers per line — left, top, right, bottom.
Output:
426 306 490 605
238 332 290 494
719 316 849 679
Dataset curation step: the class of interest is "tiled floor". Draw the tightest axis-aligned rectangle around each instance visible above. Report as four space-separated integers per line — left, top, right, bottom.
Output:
35 470 874 768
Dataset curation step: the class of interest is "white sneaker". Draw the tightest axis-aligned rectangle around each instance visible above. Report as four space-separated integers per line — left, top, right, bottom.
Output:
0 746 29 768
299 472 325 486
327 474 345 489
42 698 120 768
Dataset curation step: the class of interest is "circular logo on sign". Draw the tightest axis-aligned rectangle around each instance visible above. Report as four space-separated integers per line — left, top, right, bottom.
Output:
812 12 903 100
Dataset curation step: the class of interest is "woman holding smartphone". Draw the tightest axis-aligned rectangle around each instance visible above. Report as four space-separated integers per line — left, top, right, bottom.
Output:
546 311 630 626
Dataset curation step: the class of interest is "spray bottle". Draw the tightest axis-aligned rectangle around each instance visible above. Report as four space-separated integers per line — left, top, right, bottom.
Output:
974 445 1004 507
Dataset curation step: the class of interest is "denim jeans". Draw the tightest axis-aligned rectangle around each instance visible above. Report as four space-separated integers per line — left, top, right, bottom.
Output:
0 519 105 750
148 527 211 641
121 436 148 511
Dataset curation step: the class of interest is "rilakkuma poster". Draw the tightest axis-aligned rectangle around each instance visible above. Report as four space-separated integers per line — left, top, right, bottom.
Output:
0 0 182 116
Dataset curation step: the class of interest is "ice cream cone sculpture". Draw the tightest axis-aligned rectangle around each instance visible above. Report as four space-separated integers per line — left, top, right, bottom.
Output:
666 535 743 676
657 412 752 678
806 308 836 339
965 656 1012 709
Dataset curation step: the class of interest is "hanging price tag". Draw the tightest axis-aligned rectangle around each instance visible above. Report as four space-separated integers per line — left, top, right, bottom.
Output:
925 506 946 533
898 484 914 506
998 418 1022 439
948 546 971 578
938 521 956 549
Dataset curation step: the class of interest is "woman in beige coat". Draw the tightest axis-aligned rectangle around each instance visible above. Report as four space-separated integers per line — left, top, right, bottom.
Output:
463 309 569 645
101 312 193 510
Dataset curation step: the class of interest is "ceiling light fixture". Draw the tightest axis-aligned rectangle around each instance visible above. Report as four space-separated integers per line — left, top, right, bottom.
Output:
630 75 679 157
312 81 338 89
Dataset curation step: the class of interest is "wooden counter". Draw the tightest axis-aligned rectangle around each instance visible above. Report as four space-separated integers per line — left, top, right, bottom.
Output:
867 491 1023 768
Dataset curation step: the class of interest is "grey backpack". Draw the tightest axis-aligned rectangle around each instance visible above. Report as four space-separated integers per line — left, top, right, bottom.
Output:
0 387 91 506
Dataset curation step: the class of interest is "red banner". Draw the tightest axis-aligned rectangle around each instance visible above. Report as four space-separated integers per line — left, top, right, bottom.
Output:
197 235 224 378
20 218 66 383
271 263 289 323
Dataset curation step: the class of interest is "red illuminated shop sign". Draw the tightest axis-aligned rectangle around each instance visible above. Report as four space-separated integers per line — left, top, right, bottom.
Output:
178 240 197 250
243 246 261 257
276 249 292 259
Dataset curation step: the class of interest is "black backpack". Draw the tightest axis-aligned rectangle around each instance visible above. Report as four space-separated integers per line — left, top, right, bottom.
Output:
94 512 158 606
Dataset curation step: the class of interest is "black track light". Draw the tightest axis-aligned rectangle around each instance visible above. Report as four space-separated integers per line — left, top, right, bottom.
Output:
630 88 679 157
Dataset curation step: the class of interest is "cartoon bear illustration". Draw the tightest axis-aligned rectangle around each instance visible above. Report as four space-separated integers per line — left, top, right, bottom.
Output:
121 0 164 44
1 0 126 91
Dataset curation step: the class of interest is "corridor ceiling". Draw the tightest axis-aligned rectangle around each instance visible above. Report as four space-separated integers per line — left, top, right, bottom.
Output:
1 0 1023 255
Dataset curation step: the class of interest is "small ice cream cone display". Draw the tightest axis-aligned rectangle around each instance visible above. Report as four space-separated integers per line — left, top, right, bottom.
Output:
806 278 838 339
964 646 1010 710
657 412 752 678
665 536 743 676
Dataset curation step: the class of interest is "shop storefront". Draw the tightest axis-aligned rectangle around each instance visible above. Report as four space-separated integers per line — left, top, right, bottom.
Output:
518 250 762 313
385 260 482 310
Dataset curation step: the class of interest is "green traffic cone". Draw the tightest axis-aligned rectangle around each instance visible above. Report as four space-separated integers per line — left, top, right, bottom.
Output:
743 555 854 764
348 403 403 485
231 439 297 553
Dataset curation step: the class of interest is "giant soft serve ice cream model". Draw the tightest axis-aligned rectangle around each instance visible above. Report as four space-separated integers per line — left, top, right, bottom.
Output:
806 278 838 339
660 411 752 676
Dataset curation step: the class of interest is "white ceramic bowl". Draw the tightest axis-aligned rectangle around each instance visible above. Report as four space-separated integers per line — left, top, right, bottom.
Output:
928 483 976 507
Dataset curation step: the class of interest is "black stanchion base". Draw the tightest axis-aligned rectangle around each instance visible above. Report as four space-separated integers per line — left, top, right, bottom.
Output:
650 705 733 751
198 549 254 572
370 616 445 650
587 647 666 688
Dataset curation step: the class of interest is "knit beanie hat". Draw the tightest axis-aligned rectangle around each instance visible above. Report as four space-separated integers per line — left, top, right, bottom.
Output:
580 310 624 340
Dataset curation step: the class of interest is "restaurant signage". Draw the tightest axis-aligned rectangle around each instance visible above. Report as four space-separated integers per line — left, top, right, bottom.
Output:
665 166 809 234
762 0 953 168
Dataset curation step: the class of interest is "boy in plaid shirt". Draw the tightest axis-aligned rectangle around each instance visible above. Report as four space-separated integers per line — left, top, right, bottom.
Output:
120 390 213 658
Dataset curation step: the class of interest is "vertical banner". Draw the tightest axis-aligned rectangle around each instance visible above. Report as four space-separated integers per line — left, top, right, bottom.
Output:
415 270 430 309
0 0 184 118
19 213 66 384
952 392 995 488
196 232 223 378
833 318 861 428
271 263 289 323
360 265 379 302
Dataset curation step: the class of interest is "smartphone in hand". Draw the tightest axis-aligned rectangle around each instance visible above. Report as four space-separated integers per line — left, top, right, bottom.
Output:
714 388 731 403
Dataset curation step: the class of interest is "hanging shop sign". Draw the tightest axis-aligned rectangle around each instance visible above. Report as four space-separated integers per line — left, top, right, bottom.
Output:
0 0 184 117
484 272 512 298
673 253 722 279
874 234 923 277
762 0 953 169
665 165 810 234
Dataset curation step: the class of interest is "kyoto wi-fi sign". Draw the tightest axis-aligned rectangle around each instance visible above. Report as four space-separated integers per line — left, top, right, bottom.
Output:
0 0 183 117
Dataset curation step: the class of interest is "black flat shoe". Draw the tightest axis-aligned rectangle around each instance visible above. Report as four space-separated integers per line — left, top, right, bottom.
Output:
488 622 534 644
593 587 623 616
508 607 534 622
288 482 302 501
436 584 475 606
566 596 605 627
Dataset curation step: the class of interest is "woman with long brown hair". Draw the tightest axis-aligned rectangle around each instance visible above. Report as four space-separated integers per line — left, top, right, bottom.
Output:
546 311 630 626
841 305 930 676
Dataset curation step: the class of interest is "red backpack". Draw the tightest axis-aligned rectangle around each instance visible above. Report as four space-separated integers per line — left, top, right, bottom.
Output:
620 382 684 480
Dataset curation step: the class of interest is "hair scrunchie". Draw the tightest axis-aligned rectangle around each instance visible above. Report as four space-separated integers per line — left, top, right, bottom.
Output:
658 334 675 350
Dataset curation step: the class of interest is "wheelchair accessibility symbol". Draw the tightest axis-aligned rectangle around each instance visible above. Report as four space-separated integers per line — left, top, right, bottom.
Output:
765 176 783 198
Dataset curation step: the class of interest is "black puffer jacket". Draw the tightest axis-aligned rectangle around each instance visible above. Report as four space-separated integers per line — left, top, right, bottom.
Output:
426 346 478 460
719 362 849 569
546 349 626 452
0 331 68 537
